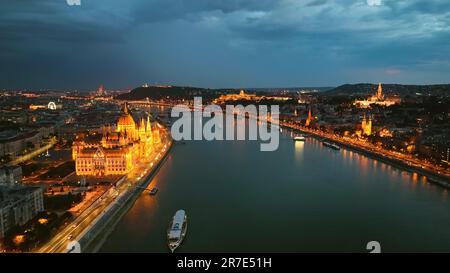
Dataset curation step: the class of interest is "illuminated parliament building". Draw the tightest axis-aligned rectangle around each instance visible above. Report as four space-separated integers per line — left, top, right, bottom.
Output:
72 103 160 176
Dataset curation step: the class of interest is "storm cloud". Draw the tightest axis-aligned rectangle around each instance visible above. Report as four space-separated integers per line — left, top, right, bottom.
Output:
0 0 449 89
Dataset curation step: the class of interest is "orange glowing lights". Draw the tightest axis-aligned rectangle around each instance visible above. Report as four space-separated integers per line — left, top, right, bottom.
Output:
38 218 49 225
13 235 26 245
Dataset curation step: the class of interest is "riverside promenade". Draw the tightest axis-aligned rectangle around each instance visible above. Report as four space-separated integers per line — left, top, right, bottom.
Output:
37 137 172 253
281 121 450 188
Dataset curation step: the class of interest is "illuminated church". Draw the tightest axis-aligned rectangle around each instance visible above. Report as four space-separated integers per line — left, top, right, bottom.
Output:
305 107 313 127
72 103 160 176
356 114 372 137
353 83 398 108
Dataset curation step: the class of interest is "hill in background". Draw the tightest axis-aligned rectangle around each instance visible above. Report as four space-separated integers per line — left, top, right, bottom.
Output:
114 85 230 100
325 83 450 96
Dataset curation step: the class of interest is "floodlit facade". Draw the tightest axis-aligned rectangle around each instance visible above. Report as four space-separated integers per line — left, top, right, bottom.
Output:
361 115 372 136
354 83 398 108
72 103 160 176
213 90 259 104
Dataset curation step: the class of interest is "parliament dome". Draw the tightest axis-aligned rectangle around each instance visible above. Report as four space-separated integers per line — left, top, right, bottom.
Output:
117 103 136 127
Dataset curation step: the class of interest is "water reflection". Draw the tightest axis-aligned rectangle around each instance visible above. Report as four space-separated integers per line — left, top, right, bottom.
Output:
442 190 448 201
101 118 450 253
294 141 304 161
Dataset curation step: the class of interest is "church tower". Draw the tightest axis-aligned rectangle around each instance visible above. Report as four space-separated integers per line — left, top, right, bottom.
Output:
139 118 146 140
361 114 366 131
146 115 152 133
362 115 372 136
376 83 384 101
305 107 313 127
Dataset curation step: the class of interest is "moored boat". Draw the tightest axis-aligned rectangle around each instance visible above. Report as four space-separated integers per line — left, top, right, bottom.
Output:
323 141 340 150
149 187 158 195
294 135 306 141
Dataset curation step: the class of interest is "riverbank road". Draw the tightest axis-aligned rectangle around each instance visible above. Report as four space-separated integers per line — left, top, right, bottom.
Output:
281 122 450 180
37 138 171 253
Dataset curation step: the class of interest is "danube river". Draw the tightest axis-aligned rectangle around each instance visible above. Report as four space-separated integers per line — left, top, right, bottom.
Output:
100 129 450 252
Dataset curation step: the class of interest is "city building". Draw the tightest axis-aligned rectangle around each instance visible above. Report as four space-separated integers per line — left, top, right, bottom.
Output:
213 90 260 104
72 103 160 176
353 83 399 108
0 185 44 239
0 166 22 185
97 85 106 96
29 101 62 110
0 110 27 123
0 130 43 158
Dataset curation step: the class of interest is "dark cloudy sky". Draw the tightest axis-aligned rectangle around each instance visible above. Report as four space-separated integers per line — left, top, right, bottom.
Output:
1 0 449 89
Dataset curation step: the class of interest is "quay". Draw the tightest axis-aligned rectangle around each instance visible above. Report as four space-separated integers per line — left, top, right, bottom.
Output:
281 122 450 189
37 139 173 253
78 140 173 253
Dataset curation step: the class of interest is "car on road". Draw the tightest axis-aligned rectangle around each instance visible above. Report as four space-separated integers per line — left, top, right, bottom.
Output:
67 234 73 240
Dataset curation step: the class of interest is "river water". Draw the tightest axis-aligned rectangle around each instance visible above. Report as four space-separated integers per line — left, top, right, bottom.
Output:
100 127 450 252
